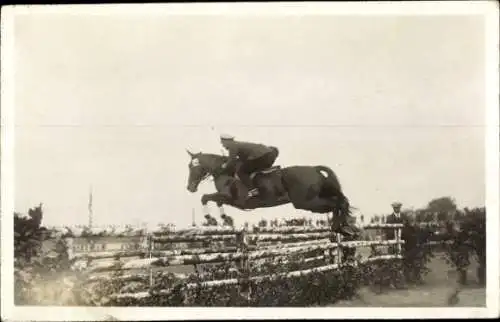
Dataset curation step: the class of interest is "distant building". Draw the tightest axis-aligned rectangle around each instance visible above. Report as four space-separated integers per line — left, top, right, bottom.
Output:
65 235 146 258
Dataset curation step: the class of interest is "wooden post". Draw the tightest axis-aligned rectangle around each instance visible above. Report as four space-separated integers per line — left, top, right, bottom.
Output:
395 226 402 255
148 234 153 288
245 232 251 304
237 225 251 304
336 233 342 265
65 237 74 261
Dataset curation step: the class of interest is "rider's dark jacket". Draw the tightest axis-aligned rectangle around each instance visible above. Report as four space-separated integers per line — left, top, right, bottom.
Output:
223 140 275 168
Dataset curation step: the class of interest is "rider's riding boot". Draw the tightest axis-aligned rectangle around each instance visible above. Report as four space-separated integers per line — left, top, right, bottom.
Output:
238 172 258 199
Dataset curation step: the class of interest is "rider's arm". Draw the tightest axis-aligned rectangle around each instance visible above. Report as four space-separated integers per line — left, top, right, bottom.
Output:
224 154 238 169
223 147 239 169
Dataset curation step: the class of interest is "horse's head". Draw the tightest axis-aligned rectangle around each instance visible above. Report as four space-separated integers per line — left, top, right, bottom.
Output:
186 149 227 193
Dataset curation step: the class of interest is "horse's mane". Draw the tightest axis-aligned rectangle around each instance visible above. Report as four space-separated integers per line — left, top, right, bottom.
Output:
202 153 228 161
198 153 230 174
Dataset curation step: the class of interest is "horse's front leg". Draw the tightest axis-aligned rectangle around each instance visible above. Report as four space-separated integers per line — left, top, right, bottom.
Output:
201 192 232 222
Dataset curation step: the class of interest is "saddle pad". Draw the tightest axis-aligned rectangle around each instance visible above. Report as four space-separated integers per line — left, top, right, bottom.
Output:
258 165 281 174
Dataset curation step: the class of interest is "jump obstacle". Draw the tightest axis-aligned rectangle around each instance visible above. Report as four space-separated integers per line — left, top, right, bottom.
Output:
71 222 404 300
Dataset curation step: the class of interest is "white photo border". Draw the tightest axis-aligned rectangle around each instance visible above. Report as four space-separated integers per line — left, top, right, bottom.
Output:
1 1 499 320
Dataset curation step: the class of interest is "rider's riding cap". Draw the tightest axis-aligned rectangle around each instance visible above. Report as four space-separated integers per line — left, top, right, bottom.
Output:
220 134 235 141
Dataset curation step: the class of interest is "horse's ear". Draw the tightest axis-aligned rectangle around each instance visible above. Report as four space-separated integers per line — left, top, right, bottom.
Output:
186 149 195 158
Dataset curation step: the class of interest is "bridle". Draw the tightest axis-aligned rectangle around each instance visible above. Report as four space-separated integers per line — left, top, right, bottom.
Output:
191 154 232 185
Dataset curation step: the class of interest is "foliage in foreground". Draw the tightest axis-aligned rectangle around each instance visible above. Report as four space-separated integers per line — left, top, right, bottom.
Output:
14 204 77 304
74 258 401 306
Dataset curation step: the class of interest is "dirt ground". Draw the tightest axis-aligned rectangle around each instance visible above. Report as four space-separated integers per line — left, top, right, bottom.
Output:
331 255 485 307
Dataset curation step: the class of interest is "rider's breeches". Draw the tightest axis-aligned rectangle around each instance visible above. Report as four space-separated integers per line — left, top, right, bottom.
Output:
237 150 278 187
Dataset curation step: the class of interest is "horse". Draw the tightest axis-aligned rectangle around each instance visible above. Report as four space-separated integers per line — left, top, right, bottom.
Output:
185 150 359 237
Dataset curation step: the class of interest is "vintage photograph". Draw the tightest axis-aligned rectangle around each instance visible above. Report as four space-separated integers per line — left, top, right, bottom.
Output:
1 1 498 320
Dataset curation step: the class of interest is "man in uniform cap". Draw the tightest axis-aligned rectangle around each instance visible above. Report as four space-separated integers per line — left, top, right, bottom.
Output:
386 201 404 252
386 202 403 225
220 134 279 199
387 201 409 289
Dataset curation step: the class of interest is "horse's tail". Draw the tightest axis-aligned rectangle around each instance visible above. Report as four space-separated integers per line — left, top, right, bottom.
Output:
314 165 354 216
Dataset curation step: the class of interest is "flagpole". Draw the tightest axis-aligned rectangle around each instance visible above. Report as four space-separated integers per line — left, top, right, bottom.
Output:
88 185 93 229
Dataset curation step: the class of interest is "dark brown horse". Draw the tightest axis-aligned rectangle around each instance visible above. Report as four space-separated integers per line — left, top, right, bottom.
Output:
186 150 359 237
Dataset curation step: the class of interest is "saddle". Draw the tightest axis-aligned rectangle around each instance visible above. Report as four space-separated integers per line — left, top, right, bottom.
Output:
249 165 281 180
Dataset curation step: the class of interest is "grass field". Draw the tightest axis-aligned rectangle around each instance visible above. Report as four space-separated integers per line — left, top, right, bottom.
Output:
331 255 485 307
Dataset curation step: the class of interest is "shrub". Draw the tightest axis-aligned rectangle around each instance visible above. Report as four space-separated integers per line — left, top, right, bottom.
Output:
441 207 486 285
14 204 74 305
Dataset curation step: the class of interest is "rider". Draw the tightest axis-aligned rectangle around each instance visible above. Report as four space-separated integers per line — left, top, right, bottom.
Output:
220 134 279 199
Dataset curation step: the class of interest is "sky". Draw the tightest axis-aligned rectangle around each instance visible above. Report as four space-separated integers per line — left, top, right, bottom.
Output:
12 11 486 229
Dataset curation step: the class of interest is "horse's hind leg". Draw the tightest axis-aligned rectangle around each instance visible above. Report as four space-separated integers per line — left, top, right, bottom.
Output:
288 190 351 235
291 197 352 236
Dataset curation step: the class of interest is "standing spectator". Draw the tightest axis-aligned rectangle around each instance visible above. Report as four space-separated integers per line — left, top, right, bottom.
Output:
386 202 404 252
386 202 404 224
203 214 218 226
384 202 407 288
221 214 234 227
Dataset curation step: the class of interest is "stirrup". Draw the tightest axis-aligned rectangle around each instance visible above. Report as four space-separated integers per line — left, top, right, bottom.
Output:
247 188 259 198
